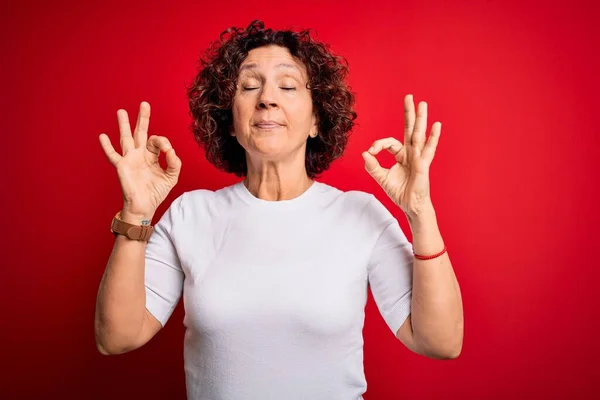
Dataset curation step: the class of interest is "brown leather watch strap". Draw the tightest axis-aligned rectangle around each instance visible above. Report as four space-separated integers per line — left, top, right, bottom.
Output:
110 212 154 241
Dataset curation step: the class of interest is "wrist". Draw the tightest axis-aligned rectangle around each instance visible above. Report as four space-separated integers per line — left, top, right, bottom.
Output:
119 209 154 225
405 201 436 225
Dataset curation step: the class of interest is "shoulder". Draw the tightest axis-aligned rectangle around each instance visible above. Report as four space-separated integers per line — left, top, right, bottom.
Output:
315 181 396 225
163 182 241 223
314 181 372 205
184 181 240 205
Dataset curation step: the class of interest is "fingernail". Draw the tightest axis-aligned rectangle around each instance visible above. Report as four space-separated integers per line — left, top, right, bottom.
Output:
369 147 375 152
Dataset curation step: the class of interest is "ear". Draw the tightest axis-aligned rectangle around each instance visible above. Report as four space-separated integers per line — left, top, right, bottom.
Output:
310 112 319 138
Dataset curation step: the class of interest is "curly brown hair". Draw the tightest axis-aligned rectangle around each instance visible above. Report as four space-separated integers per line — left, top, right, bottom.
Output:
186 20 357 178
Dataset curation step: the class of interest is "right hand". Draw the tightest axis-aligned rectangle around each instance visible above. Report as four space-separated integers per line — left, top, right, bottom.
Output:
99 101 182 221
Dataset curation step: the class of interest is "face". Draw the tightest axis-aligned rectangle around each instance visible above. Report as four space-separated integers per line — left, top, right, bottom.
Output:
231 45 317 162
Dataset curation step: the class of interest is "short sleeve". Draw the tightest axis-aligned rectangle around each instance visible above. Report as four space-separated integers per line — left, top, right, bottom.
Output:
144 194 185 327
367 196 414 336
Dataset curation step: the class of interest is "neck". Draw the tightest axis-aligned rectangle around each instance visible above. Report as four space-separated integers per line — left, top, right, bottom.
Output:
244 154 313 201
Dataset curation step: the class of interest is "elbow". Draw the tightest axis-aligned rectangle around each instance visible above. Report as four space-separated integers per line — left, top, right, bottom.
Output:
94 313 150 356
95 337 132 356
431 334 463 360
416 333 463 360
425 320 464 360
95 332 118 356
95 323 131 356
438 341 462 360
96 341 112 356
95 320 115 355
420 341 462 360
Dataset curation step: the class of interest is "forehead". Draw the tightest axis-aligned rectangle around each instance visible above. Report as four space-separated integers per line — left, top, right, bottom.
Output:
239 45 307 78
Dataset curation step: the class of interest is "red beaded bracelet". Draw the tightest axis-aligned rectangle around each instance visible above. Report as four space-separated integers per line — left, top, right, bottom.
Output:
414 245 447 260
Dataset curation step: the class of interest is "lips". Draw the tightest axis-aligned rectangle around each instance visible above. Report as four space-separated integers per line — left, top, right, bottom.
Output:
255 121 283 129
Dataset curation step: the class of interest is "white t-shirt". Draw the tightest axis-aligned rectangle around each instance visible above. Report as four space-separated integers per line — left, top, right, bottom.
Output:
144 180 414 400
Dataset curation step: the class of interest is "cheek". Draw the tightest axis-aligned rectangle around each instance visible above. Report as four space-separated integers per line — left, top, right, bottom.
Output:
231 100 247 129
232 96 241 117
286 99 313 128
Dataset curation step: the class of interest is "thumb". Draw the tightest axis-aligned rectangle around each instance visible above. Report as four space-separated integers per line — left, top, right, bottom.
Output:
362 151 386 184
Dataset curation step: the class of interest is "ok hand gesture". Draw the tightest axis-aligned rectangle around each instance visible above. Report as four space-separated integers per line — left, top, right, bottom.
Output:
99 101 182 221
362 94 441 217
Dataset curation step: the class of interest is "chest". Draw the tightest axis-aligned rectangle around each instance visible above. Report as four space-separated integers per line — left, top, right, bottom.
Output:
179 210 373 339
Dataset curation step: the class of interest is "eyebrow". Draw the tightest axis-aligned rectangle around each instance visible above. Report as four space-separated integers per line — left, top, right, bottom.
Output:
239 63 301 73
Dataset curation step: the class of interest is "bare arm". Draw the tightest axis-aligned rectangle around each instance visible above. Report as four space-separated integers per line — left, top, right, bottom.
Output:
95 101 182 355
396 203 463 359
94 211 162 355
360 96 463 359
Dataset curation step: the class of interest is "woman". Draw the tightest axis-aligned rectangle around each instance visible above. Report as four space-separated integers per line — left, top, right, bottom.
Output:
95 20 463 400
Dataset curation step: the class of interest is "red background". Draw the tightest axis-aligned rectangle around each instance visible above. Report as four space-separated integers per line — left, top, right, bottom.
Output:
2 0 599 398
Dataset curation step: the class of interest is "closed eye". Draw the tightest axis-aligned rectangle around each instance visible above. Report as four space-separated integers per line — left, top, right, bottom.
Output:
242 87 296 91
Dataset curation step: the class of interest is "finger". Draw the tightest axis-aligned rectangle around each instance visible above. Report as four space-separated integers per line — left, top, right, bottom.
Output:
368 137 403 156
421 121 442 162
147 135 173 160
148 135 182 178
164 148 182 178
362 151 388 184
404 94 415 148
134 101 151 149
117 109 134 154
99 133 122 166
394 145 406 165
412 101 428 150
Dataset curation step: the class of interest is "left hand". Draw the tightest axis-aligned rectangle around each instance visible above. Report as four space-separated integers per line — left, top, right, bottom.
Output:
362 94 442 218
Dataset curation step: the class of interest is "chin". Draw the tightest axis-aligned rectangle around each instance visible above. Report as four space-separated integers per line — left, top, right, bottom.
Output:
249 135 288 154
253 146 288 160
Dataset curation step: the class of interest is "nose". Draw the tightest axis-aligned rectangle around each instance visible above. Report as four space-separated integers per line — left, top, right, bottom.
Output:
257 83 279 110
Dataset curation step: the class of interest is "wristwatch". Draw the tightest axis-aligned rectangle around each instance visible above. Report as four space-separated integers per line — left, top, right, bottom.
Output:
110 211 154 241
